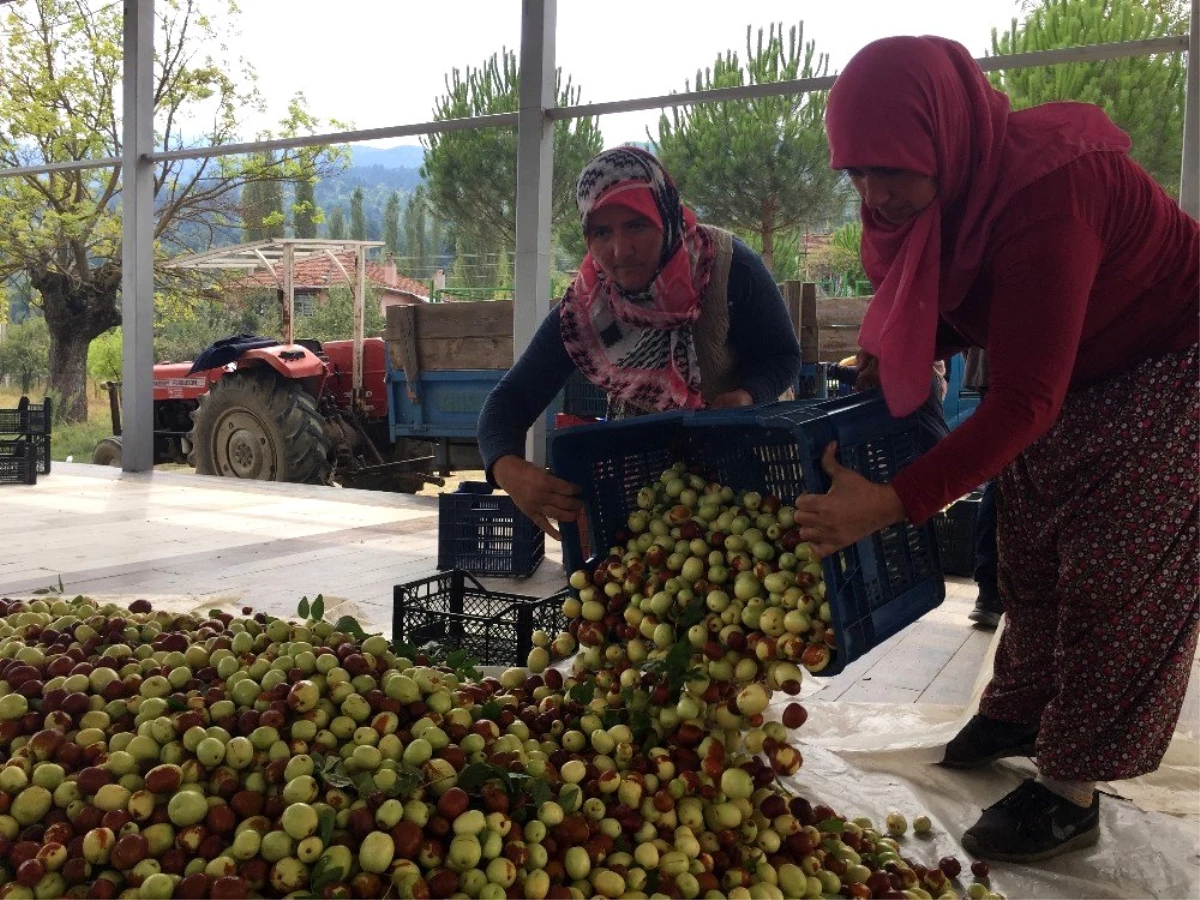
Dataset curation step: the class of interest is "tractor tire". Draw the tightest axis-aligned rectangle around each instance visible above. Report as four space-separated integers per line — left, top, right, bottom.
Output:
92 436 123 467
188 369 332 484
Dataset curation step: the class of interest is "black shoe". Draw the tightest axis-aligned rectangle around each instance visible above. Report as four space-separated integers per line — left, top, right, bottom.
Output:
968 583 1002 629
962 779 1100 863
941 713 1038 768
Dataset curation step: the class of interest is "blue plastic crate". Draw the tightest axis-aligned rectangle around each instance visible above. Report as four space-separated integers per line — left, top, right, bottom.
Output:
437 484 544 577
393 570 568 667
794 363 830 400
549 393 945 676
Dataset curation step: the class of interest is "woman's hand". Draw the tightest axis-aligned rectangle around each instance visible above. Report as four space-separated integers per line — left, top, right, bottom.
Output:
855 352 880 390
710 389 754 408
792 442 907 557
492 455 583 541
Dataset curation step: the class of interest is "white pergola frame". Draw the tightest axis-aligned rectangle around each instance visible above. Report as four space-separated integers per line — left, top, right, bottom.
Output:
161 238 386 396
1 0 1196 471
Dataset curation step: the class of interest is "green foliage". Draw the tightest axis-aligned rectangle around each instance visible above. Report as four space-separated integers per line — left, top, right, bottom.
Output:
87 329 122 383
293 285 386 343
242 151 286 241
155 296 281 364
349 188 367 241
383 192 402 258
803 221 872 296
0 2 346 422
421 48 603 287
0 317 50 390
293 178 321 239
655 23 848 276
327 207 346 240
404 188 429 276
990 0 1187 195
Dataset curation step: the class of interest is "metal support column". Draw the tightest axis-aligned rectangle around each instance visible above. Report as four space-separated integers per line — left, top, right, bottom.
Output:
120 0 155 472
282 243 295 345
354 247 366 400
1180 0 1199 219
513 0 556 467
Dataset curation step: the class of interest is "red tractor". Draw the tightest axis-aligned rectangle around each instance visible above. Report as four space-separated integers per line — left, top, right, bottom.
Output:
95 335 443 493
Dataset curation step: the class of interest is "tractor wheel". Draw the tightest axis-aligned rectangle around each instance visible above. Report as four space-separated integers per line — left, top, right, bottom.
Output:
188 369 332 484
92 436 123 467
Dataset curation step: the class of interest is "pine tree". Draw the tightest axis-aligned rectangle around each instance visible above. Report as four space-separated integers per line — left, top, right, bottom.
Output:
327 207 346 240
293 178 319 239
383 191 402 258
655 23 846 276
990 0 1187 195
349 187 367 241
404 188 429 277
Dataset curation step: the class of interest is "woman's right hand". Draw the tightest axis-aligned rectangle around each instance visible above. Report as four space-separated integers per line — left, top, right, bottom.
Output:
855 351 881 390
492 455 583 541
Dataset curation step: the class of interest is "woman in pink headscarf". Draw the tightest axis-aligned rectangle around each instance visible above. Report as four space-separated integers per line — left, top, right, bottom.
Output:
794 36 1198 863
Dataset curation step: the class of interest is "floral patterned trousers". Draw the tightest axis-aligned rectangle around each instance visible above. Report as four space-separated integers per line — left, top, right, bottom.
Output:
981 344 1199 781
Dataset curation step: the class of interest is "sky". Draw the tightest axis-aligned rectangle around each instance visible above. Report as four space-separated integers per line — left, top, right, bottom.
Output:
219 0 1027 150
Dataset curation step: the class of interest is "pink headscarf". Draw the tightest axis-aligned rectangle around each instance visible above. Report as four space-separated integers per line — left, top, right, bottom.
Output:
825 36 1131 415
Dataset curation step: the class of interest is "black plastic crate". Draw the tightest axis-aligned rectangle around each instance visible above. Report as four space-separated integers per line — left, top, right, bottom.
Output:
438 485 544 577
549 393 946 677
393 570 569 667
562 370 608 418
0 440 37 485
0 396 52 475
933 492 983 577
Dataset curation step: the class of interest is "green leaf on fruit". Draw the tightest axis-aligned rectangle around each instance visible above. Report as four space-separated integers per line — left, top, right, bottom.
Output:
351 771 376 798
333 615 370 641
526 778 553 808
601 709 622 730
315 756 353 790
298 597 310 619
310 595 325 622
317 806 336 847
479 700 503 722
567 680 596 705
817 817 846 833
309 856 328 889
677 593 707 630
457 761 511 793
394 763 425 799
445 647 481 682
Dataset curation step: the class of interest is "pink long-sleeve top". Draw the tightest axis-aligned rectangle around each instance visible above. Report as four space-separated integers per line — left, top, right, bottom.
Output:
891 151 1199 525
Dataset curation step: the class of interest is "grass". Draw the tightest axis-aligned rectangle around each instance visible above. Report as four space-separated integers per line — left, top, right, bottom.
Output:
0 382 117 463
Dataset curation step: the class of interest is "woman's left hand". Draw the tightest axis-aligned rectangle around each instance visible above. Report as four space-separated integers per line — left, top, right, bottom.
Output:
710 389 754 408
793 442 908 557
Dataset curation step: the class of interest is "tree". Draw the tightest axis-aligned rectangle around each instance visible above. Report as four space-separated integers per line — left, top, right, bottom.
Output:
990 0 1188 195
293 178 320 239
327 207 347 240
295 285 385 343
241 151 286 241
0 317 50 393
349 187 367 241
404 187 430 277
655 23 847 275
383 192 402 259
421 48 603 284
0 1 345 421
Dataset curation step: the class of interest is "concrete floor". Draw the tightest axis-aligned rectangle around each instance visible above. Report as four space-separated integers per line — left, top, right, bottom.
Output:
1 462 1196 733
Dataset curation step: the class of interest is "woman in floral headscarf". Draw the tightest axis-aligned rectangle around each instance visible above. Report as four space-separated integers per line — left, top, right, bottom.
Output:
794 36 1198 863
478 146 801 537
